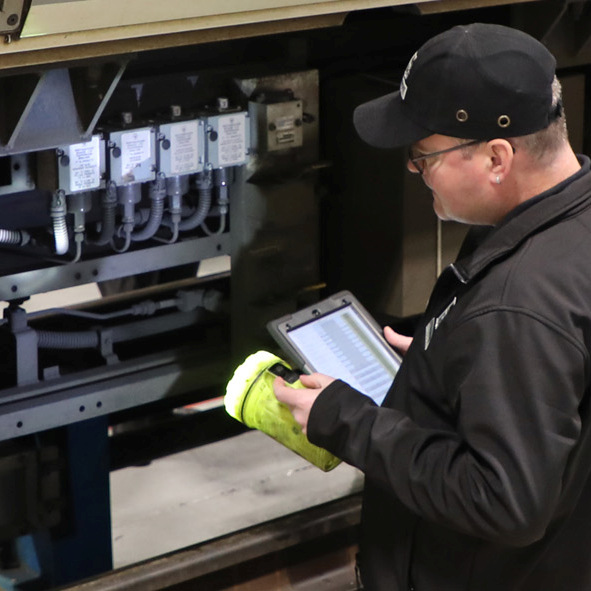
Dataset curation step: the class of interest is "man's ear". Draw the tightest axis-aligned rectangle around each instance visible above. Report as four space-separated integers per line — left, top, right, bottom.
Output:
487 139 515 184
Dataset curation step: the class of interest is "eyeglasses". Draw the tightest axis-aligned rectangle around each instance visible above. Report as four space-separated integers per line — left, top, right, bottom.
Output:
408 139 484 175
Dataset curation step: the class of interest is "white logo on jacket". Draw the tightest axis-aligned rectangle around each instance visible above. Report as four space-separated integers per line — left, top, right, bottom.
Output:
424 297 457 350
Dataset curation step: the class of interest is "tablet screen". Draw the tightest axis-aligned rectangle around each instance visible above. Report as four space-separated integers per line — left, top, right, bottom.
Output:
287 303 400 405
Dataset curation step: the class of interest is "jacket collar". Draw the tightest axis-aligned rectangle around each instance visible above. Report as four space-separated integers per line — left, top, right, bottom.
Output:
451 155 591 284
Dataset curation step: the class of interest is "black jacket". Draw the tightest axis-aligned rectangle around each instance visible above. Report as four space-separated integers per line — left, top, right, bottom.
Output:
309 156 591 590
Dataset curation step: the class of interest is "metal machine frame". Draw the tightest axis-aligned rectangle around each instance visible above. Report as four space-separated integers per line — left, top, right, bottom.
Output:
0 1 588 589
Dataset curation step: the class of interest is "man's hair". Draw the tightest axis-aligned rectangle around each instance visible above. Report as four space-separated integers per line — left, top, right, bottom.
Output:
509 76 569 161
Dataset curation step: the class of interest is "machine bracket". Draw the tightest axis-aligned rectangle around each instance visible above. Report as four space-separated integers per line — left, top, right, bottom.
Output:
0 0 32 42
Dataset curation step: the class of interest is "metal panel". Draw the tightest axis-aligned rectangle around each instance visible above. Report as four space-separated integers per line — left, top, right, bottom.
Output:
0 233 230 300
0 0 537 71
24 0 544 40
0 345 231 441
25 0 349 35
6 68 81 152
230 70 321 358
0 14 345 71
0 61 126 155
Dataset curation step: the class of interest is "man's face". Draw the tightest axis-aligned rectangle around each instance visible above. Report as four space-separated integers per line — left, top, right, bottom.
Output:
408 134 499 225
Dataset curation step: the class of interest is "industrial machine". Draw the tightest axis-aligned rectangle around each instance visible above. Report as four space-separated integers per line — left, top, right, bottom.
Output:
0 1 588 589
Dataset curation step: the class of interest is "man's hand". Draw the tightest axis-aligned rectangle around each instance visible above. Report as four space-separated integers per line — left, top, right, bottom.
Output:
384 325 413 355
273 373 335 435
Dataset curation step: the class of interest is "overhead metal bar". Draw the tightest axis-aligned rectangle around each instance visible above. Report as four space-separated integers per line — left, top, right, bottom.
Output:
0 0 537 71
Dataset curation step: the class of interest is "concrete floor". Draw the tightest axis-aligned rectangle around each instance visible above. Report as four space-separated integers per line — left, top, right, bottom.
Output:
110 429 364 568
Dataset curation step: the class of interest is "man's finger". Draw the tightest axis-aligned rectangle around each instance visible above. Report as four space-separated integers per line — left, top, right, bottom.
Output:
299 373 323 389
384 326 412 355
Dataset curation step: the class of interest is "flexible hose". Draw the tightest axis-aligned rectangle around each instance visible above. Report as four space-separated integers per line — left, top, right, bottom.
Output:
93 182 118 246
37 330 99 350
72 234 83 263
111 228 132 253
177 188 212 231
111 184 141 253
161 171 213 233
0 229 30 246
51 191 69 255
201 167 229 236
131 175 167 242
154 175 186 243
202 213 227 236
53 215 69 255
34 288 223 350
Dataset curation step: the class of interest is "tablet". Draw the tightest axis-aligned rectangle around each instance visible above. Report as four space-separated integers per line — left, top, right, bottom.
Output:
267 291 402 405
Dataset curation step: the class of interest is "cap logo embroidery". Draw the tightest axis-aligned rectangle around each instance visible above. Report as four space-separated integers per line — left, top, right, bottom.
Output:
400 52 418 101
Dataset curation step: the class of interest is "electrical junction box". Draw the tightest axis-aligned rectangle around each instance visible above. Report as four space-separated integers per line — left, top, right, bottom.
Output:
57 135 106 195
158 119 205 177
249 99 304 153
205 112 249 168
107 126 156 185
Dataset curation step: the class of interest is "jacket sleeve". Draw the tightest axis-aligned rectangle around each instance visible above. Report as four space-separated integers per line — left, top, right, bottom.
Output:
307 308 589 546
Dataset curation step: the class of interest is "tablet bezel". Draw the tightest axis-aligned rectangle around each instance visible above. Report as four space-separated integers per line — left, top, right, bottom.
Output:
266 290 402 379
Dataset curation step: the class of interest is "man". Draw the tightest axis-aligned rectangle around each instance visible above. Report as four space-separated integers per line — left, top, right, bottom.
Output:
273 22 591 590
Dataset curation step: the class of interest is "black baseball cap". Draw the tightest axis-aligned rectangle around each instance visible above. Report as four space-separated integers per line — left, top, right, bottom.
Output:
353 23 557 149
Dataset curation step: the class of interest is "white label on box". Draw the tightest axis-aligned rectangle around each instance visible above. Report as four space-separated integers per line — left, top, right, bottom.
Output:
69 136 101 192
121 129 152 179
170 120 199 175
217 113 246 166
